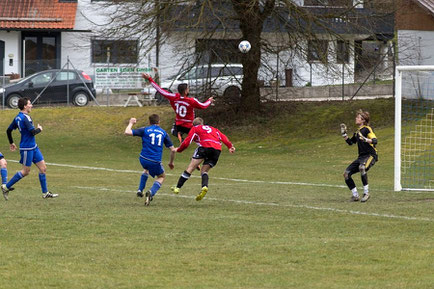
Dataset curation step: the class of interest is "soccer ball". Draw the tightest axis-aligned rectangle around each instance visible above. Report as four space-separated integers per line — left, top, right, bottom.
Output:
238 40 251 53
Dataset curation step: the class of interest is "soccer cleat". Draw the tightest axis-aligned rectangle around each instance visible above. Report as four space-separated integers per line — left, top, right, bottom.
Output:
171 186 180 195
361 193 370 202
195 186 208 201
144 190 153 206
2 184 9 201
42 192 58 199
136 190 144 198
350 195 360 202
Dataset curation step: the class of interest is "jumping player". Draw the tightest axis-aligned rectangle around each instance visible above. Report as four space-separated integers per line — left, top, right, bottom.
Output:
171 117 235 201
2 97 58 199
341 109 378 202
142 73 214 143
124 114 176 206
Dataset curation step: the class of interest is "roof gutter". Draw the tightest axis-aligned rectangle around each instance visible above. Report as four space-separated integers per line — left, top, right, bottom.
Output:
0 17 63 22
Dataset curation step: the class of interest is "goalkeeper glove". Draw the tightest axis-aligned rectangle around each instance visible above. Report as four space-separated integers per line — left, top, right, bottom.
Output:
358 132 369 142
340 123 347 137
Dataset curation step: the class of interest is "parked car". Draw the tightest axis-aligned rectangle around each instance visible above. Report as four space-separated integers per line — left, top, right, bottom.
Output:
147 64 243 104
0 69 96 108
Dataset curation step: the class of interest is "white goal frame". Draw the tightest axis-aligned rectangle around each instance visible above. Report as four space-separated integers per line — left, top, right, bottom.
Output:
394 65 434 191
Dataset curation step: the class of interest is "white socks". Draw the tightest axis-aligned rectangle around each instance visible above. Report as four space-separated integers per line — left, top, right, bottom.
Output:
351 187 359 197
363 185 369 194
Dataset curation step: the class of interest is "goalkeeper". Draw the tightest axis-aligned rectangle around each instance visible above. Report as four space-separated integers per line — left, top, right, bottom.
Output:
340 109 378 202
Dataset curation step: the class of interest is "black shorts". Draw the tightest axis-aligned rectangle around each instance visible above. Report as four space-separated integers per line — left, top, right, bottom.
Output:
171 123 191 137
345 155 377 176
192 147 221 168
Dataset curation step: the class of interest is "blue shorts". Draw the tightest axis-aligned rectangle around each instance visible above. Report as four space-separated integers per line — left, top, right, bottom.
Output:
139 157 164 178
20 147 44 167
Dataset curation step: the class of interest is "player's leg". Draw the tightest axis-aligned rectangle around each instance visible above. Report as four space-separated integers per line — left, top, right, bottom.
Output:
34 148 57 198
4 150 33 197
0 154 7 185
196 148 220 201
344 159 360 201
171 158 203 195
137 169 149 198
359 155 376 202
144 163 165 206
137 158 151 197
0 155 10 200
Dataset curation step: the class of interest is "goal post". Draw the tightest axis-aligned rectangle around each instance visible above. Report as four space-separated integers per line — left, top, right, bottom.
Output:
394 65 434 191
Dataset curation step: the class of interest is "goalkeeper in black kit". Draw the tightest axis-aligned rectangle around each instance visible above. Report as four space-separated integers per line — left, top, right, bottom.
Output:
340 109 378 202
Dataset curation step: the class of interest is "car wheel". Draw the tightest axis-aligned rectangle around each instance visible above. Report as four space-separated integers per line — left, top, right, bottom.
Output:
222 86 241 104
73 91 89 107
6 94 20 109
155 89 171 105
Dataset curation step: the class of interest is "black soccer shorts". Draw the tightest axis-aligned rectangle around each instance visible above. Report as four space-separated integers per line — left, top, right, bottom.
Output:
345 154 377 176
192 147 221 168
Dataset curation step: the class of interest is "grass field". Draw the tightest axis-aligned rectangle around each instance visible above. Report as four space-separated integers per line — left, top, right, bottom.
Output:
0 100 433 289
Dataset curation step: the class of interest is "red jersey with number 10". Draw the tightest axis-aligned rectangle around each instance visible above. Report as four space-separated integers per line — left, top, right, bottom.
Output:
177 125 233 152
148 77 212 128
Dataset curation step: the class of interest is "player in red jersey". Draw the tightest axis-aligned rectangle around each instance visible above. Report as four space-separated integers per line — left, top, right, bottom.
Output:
171 117 235 201
142 73 214 143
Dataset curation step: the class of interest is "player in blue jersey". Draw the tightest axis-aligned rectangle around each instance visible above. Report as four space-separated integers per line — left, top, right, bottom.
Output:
2 97 58 200
124 114 176 206
0 152 12 200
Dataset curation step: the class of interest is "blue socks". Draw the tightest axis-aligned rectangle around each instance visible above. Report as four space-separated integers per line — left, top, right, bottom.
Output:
150 181 161 197
139 173 149 192
7 171 23 189
1 168 7 184
39 173 48 193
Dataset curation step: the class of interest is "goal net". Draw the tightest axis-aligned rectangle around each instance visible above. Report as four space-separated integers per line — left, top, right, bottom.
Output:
395 66 434 191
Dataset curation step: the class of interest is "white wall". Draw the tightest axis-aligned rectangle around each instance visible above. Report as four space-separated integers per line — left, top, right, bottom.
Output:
398 30 434 66
62 0 358 87
0 31 21 75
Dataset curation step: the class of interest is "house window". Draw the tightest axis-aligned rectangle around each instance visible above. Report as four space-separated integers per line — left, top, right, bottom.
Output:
308 40 328 62
195 39 242 64
91 39 138 64
336 40 350 64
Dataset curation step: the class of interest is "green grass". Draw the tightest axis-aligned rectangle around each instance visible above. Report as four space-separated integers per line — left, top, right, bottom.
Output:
0 100 433 289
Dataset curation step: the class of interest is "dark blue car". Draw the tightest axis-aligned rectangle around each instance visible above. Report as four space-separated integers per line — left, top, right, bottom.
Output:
0 69 96 108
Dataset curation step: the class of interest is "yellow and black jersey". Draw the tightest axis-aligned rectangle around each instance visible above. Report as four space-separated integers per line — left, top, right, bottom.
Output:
346 125 378 160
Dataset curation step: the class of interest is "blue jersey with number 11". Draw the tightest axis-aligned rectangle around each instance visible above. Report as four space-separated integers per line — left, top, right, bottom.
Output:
132 125 173 162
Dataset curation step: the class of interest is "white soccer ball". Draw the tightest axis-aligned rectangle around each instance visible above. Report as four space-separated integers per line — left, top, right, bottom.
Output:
238 40 251 53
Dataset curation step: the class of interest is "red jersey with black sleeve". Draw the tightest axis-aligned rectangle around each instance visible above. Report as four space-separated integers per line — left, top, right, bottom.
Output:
177 125 233 152
148 77 212 128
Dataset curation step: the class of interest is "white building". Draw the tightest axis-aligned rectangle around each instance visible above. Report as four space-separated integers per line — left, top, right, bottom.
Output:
0 0 394 89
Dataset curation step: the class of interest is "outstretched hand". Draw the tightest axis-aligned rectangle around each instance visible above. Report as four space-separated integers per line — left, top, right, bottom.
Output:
340 123 347 137
142 73 151 80
168 163 174 170
229 146 236 154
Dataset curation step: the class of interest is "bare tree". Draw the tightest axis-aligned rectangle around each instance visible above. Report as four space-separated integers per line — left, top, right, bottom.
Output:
89 0 394 113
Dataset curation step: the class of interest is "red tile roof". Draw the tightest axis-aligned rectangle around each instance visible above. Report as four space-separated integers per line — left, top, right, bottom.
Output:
0 0 77 30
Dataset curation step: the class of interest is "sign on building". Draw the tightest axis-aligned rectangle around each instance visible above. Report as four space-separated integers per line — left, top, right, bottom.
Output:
94 67 153 89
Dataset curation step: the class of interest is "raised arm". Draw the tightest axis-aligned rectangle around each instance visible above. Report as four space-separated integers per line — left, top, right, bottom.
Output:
192 97 214 109
142 73 177 99
124 118 136 136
